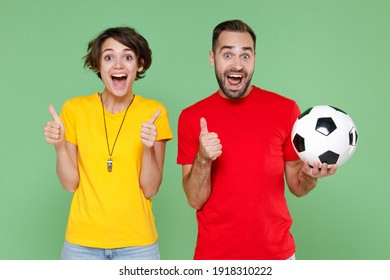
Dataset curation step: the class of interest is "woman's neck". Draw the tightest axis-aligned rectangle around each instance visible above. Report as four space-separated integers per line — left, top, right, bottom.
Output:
100 92 134 114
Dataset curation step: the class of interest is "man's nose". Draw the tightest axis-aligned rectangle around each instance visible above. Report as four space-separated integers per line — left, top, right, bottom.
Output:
231 57 244 71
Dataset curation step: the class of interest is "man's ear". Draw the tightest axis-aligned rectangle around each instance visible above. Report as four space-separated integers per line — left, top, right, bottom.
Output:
209 50 215 67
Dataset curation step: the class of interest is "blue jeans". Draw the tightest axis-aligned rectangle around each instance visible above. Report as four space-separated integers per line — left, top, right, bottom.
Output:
288 253 296 260
61 240 160 260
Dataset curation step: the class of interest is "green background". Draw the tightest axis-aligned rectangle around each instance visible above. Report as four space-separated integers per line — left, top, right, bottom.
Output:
1 0 389 260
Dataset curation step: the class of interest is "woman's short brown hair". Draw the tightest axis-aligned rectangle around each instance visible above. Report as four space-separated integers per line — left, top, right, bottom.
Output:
83 27 152 80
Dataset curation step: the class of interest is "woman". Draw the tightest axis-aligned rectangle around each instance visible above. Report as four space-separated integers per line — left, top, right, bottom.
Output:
44 27 172 260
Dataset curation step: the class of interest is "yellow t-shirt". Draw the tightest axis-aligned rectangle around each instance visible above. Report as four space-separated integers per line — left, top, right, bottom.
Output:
60 93 173 248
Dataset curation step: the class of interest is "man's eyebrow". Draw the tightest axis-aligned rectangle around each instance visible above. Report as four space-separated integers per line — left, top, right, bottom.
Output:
242 47 254 52
219 45 254 53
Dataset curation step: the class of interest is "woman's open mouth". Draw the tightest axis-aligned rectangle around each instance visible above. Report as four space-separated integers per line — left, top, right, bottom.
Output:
111 74 128 87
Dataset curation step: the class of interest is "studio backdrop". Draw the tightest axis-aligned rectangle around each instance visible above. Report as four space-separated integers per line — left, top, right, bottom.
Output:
0 0 389 259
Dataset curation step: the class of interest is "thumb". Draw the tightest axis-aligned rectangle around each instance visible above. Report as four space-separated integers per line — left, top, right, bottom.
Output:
48 105 60 122
148 110 161 124
200 117 209 135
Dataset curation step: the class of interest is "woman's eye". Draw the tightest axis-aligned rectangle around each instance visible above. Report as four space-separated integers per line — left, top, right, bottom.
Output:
104 55 113 61
125 55 132 61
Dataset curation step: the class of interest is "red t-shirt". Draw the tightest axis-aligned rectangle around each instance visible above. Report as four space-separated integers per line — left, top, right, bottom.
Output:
177 86 301 259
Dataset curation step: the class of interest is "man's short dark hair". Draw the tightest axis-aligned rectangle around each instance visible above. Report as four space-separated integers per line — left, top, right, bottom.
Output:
212 19 256 53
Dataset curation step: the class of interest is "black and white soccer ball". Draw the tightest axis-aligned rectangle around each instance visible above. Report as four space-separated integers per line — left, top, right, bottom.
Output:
291 105 358 168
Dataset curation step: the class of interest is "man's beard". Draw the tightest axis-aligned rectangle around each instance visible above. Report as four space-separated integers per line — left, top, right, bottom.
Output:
215 69 253 99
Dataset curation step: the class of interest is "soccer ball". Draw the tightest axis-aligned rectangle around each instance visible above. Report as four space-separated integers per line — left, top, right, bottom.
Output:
291 105 358 168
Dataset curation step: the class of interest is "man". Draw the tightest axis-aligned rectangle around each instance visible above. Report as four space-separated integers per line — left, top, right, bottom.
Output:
177 19 337 260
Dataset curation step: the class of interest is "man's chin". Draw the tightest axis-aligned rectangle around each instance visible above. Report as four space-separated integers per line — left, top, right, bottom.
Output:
222 88 246 99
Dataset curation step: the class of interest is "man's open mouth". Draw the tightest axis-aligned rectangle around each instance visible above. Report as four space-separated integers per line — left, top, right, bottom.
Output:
227 74 243 86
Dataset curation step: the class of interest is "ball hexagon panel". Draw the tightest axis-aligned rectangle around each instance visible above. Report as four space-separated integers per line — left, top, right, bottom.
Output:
315 117 337 136
349 127 358 146
318 150 340 165
292 133 305 152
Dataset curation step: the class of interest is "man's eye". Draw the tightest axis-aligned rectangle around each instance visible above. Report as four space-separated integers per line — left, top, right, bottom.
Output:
242 54 250 60
224 53 232 59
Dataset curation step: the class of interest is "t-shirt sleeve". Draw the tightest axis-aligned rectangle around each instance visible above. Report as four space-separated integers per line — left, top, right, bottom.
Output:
284 101 301 161
177 109 199 165
155 104 173 142
60 100 77 146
